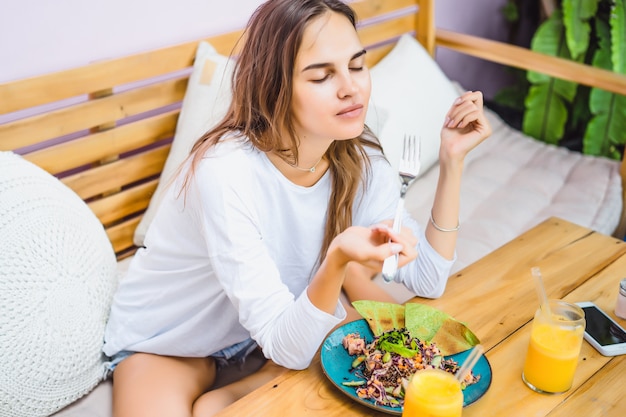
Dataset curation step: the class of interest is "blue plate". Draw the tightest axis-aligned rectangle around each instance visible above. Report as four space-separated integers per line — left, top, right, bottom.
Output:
321 319 492 415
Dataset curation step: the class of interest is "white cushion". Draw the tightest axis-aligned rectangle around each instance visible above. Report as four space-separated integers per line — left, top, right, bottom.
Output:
0 152 119 417
364 103 388 138
133 41 235 246
369 34 460 176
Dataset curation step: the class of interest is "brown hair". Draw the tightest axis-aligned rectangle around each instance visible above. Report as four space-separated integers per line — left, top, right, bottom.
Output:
184 0 384 261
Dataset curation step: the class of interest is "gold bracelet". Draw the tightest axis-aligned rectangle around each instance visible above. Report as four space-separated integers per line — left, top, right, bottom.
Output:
430 211 460 232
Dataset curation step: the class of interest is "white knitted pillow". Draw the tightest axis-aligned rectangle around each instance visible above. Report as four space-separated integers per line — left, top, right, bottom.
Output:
0 152 118 417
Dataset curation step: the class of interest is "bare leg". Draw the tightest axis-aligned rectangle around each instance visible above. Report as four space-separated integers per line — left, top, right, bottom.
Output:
192 360 287 417
112 353 215 417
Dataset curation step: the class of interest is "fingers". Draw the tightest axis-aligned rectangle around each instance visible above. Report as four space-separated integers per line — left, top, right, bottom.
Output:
330 224 418 273
445 91 484 129
369 223 418 264
369 223 418 248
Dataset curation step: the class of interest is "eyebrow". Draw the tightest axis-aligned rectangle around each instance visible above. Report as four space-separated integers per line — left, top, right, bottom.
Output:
301 49 367 72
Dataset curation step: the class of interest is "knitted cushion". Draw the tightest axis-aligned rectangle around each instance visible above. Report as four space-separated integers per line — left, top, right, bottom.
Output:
0 152 118 417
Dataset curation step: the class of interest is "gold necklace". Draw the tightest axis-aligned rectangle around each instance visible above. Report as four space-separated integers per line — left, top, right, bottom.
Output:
288 156 323 173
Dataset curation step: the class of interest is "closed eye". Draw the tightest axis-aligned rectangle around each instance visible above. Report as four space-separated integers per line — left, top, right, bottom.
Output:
304 49 367 82
311 74 330 83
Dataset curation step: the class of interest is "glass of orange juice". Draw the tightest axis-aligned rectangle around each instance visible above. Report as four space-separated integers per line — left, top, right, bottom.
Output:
522 300 585 394
402 368 463 417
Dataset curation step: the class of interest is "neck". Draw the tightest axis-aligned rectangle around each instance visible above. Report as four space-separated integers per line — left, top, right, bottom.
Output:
265 151 329 187
288 155 324 173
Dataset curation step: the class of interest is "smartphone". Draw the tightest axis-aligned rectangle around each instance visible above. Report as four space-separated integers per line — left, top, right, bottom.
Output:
576 301 626 356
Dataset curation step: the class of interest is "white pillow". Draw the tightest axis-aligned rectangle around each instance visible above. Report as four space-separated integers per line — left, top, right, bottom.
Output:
133 41 235 246
369 34 461 175
364 99 388 137
0 152 118 417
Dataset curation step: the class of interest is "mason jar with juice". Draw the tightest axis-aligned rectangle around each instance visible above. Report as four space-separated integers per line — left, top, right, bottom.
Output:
522 300 585 394
402 368 463 417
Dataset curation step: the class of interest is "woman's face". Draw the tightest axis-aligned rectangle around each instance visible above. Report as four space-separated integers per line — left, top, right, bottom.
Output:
291 11 371 144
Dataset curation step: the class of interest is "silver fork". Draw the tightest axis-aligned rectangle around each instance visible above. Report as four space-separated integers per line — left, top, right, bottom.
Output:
382 135 421 282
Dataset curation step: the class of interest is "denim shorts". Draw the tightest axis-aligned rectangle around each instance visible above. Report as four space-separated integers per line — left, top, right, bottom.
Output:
104 337 259 377
211 337 259 370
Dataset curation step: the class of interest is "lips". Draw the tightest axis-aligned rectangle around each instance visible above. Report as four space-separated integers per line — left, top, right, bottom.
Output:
337 104 363 117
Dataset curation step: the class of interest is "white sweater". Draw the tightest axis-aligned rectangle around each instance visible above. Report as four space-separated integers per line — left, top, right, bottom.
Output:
103 137 454 369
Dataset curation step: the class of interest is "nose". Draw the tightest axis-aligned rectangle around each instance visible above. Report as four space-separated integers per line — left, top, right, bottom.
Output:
337 72 358 98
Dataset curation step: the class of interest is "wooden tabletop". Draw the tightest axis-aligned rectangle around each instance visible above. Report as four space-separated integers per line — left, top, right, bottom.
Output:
215 217 626 416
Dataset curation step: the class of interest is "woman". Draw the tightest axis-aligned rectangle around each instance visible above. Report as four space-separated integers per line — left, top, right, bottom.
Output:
103 0 491 415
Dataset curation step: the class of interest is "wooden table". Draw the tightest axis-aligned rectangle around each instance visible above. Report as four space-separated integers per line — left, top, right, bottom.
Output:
215 217 626 416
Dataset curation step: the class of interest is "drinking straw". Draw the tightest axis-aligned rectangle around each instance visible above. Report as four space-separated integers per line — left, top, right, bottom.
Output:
531 267 553 319
455 344 484 383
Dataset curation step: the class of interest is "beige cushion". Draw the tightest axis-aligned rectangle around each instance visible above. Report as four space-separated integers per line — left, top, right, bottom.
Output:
133 41 235 246
369 34 460 176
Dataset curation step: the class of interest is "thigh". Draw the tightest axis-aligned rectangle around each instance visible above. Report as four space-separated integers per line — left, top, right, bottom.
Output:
112 353 216 417
193 360 287 417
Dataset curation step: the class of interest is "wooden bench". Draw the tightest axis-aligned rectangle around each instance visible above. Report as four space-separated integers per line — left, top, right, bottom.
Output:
2 1 626 415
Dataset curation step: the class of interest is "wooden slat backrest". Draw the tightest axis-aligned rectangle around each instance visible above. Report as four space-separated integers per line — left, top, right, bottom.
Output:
0 30 244 115
0 0 430 259
1 79 187 151
24 111 178 175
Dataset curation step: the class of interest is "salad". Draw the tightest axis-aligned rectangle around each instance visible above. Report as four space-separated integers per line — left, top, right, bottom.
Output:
341 328 480 408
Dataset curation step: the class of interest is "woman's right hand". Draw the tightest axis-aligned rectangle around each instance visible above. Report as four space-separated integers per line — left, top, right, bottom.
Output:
327 224 418 272
309 224 416 315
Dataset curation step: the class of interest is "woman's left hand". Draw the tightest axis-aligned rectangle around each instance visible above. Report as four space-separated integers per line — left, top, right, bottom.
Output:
440 90 492 163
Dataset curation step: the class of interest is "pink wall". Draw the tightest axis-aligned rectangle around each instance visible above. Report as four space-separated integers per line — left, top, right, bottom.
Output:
0 0 511 98
434 0 514 99
0 0 261 83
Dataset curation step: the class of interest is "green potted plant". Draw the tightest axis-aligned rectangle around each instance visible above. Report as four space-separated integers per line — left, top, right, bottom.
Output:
496 0 626 160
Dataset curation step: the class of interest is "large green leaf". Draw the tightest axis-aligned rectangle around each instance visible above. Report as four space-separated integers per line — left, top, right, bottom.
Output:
523 84 569 144
523 11 578 144
583 90 626 159
562 0 599 59
583 17 626 159
610 0 626 73
527 11 578 100
593 19 613 71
